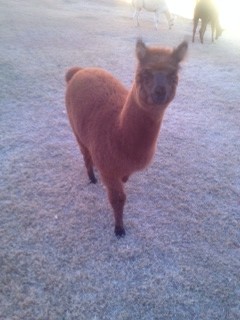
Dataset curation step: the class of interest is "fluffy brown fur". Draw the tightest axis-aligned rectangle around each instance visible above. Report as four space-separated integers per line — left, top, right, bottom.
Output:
65 39 188 237
192 0 223 44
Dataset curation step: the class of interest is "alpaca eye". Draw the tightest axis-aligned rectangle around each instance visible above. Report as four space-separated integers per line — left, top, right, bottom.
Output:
168 72 177 82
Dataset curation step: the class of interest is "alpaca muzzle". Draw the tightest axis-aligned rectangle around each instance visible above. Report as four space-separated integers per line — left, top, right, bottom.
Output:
151 85 167 104
151 73 168 104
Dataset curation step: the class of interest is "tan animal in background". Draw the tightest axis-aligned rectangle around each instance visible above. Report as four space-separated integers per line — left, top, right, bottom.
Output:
65 39 188 237
192 0 223 43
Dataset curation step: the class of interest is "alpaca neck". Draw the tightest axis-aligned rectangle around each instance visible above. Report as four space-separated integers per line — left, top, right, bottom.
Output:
118 86 165 165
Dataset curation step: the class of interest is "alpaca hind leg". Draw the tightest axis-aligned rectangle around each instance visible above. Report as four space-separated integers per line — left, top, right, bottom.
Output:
211 22 215 42
200 22 207 43
78 141 97 184
103 177 126 237
192 18 198 42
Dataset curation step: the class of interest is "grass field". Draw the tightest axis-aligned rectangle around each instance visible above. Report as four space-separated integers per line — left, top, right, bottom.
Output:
1 0 239 319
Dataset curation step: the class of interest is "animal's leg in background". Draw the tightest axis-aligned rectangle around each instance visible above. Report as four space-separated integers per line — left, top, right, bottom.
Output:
164 11 174 29
103 177 126 237
200 22 207 43
211 21 215 42
192 18 198 42
154 11 160 30
133 8 141 26
215 18 223 40
79 142 97 184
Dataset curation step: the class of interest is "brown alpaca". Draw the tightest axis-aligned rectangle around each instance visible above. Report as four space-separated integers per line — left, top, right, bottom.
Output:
65 39 188 237
192 0 223 44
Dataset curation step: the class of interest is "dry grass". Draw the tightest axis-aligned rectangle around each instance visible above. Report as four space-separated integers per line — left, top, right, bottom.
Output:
0 0 239 319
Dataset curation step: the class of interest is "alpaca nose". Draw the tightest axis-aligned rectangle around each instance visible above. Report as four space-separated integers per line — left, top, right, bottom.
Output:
152 85 167 104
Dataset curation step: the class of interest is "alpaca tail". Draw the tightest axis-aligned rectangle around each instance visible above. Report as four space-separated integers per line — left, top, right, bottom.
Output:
65 67 82 83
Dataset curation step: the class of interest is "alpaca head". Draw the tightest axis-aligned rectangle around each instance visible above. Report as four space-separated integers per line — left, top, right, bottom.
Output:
135 39 188 112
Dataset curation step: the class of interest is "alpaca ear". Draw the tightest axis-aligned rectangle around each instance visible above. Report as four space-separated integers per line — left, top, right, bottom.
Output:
172 41 188 63
136 39 148 61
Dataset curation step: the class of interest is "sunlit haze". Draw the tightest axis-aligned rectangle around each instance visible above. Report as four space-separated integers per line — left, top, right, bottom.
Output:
123 0 240 38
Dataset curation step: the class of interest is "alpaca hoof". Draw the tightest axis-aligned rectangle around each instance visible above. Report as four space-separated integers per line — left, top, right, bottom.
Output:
88 172 97 184
115 226 126 238
90 176 97 184
122 176 129 183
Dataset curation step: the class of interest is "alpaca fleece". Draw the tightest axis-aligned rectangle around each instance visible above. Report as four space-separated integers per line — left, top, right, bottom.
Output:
65 39 188 236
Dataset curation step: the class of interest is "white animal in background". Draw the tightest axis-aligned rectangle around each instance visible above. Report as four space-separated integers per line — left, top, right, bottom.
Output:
132 0 174 29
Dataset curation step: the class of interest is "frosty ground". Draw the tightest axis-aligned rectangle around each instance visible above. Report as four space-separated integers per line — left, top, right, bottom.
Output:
0 0 239 319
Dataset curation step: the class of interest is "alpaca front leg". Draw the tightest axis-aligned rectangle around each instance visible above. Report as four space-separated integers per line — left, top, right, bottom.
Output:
154 11 160 30
105 179 126 237
133 9 140 27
